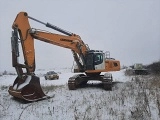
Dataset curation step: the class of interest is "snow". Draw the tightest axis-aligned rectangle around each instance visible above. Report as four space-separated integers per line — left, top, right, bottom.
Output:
0 68 160 120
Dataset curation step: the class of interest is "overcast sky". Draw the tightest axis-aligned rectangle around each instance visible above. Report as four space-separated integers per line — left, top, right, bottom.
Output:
0 0 160 72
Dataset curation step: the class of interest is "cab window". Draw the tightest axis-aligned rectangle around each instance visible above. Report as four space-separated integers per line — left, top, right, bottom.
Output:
94 53 103 65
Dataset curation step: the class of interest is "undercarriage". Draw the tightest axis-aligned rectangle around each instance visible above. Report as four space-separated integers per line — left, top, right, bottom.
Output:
68 73 113 90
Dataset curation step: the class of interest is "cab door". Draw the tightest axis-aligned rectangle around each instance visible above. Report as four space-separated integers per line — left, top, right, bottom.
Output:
86 53 94 70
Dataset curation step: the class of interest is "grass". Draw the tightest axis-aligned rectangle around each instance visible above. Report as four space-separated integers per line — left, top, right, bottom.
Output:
41 85 65 94
1 74 160 119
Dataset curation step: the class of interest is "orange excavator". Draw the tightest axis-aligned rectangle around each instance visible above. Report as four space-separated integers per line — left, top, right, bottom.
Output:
8 12 120 102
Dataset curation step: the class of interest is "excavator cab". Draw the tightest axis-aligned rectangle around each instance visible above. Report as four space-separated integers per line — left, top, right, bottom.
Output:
8 28 47 102
85 50 105 70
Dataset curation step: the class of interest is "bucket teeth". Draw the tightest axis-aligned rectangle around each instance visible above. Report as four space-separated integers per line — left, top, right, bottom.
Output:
8 75 47 102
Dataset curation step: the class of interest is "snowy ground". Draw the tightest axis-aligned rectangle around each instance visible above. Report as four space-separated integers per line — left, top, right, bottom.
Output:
0 68 160 120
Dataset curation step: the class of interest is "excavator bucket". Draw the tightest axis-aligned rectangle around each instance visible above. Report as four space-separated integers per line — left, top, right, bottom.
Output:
8 75 48 102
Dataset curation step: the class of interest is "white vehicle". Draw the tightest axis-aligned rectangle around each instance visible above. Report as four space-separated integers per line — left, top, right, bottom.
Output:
133 63 148 75
44 71 59 80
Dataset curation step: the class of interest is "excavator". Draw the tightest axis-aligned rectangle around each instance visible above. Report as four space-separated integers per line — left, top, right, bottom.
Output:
8 12 120 102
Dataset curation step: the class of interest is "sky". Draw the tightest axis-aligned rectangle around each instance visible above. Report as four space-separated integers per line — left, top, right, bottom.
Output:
0 0 160 72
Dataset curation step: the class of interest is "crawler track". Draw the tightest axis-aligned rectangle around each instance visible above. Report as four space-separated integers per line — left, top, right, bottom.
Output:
68 73 113 90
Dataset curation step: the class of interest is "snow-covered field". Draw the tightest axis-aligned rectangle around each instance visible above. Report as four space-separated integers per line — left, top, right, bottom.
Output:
0 68 160 120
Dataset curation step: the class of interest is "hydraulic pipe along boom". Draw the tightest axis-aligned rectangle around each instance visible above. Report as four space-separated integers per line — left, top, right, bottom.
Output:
28 16 72 36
